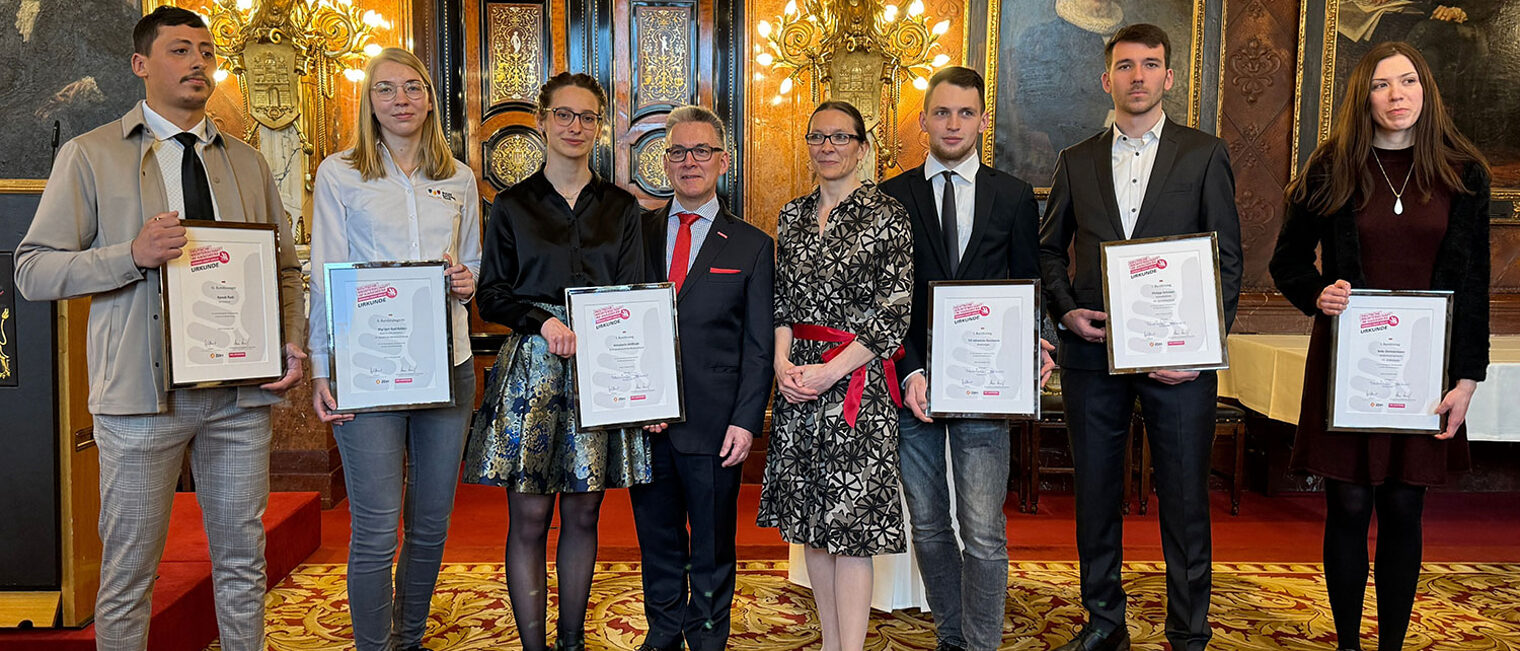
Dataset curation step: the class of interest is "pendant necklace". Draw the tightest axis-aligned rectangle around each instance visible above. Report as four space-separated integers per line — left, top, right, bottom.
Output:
1372 151 1414 215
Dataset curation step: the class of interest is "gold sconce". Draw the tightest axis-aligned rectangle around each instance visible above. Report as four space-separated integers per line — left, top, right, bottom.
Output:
205 0 391 241
755 0 951 174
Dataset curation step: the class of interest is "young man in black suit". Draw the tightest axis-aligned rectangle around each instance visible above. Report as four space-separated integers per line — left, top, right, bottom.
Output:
1038 24 1242 651
631 106 775 651
879 66 1052 651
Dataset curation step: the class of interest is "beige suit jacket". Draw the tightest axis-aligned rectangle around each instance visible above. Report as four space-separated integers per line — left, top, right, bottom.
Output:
15 102 306 415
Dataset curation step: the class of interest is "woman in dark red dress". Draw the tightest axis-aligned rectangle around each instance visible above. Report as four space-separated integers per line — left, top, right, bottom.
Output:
1270 41 1490 651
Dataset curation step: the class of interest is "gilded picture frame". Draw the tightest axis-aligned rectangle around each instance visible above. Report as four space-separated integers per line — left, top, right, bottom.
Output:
964 0 1226 195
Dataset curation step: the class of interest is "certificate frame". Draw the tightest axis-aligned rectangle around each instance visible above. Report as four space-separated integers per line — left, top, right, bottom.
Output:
161 220 285 389
324 260 454 413
925 279 1042 420
1327 289 1453 434
1100 232 1230 375
565 282 685 431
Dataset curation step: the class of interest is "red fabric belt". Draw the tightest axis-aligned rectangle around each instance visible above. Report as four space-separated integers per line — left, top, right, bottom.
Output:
790 323 903 428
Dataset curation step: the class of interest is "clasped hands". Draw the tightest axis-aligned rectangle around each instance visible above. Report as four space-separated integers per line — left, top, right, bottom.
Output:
775 359 843 404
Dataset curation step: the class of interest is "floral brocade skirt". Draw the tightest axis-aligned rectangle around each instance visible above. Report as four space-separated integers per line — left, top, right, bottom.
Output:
462 303 652 494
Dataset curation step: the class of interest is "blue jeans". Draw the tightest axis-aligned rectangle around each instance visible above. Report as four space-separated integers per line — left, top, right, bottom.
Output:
898 410 1011 651
334 361 476 651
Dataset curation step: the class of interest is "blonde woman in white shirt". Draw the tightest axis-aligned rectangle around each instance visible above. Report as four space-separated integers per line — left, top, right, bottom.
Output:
306 47 482 651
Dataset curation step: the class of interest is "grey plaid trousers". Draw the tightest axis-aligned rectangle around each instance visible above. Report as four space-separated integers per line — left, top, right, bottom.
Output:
93 387 271 651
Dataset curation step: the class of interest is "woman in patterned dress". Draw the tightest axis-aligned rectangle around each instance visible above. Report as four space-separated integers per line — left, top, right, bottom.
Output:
1270 42 1489 651
758 100 914 651
462 72 651 651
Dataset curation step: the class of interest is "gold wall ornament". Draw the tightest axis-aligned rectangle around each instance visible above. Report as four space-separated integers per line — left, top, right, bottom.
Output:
755 0 951 174
636 6 692 107
245 42 301 129
634 134 671 193
490 133 545 187
0 307 11 381
489 4 544 106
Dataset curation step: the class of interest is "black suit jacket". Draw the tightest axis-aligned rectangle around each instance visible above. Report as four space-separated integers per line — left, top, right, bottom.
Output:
1038 118 1243 371
643 203 776 455
1269 160 1490 382
879 163 1042 378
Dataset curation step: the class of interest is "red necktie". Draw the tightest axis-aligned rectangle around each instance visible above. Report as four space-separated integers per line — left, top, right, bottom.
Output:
669 211 701 292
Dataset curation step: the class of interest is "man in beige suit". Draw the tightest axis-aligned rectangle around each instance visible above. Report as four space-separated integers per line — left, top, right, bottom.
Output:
14 8 306 650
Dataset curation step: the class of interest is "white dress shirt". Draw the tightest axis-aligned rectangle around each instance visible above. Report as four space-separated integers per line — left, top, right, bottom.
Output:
1111 113 1166 238
307 145 483 378
664 194 721 274
140 100 222 220
923 153 980 259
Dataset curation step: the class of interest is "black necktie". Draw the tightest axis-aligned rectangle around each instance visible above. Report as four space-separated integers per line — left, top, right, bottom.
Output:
173 132 214 221
941 170 959 273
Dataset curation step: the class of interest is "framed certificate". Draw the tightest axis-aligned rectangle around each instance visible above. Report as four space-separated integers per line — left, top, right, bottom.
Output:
324 261 454 413
925 280 1041 419
1328 290 1453 433
1100 233 1229 374
565 283 685 430
161 221 284 388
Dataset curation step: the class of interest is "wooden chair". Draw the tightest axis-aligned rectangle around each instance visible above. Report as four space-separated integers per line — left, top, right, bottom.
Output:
1136 402 1248 516
1019 393 1135 514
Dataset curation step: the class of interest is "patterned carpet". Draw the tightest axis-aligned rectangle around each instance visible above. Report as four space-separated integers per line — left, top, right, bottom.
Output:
219 561 1520 650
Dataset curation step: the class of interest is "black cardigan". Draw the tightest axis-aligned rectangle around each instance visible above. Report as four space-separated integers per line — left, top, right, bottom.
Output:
1268 160 1491 382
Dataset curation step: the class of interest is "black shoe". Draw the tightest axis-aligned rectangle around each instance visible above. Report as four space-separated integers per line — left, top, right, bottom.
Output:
935 642 967 651
555 629 586 651
1053 627 1130 651
399 647 433 651
637 645 680 651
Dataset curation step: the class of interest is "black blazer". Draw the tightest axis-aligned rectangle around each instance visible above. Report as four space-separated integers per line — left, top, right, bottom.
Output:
1038 119 1244 371
1269 161 1491 382
643 203 776 455
879 163 1041 378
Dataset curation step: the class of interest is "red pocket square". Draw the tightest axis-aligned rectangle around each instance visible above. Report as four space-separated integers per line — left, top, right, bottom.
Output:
709 267 742 274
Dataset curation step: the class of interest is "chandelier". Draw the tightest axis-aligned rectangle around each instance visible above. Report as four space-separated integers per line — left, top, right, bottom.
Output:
207 0 390 141
755 0 951 172
203 0 390 241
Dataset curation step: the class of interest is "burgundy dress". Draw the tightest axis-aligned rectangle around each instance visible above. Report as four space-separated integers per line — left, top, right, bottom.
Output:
1290 147 1472 486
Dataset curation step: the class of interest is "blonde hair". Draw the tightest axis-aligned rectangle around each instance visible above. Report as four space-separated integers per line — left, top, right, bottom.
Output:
344 48 457 181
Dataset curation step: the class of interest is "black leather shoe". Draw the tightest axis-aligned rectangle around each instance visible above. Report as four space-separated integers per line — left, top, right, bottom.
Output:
637 645 682 651
1053 627 1130 651
555 629 586 651
935 642 967 651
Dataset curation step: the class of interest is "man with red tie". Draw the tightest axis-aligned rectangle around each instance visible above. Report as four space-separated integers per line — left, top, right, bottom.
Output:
632 106 775 651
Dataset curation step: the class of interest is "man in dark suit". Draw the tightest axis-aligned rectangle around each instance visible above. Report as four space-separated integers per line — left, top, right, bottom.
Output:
631 106 775 651
879 66 1051 651
1038 24 1242 651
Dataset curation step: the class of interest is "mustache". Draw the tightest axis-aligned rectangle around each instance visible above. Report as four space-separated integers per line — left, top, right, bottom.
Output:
181 74 210 83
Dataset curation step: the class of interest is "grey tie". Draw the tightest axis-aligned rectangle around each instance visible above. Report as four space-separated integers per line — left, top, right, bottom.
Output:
941 170 959 273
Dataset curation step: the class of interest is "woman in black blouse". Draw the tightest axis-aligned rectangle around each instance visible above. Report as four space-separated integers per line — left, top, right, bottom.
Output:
1270 42 1489 651
463 72 650 651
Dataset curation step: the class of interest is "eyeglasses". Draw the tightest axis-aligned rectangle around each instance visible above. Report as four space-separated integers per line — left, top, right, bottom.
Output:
664 145 724 162
546 107 602 128
371 81 428 101
804 132 864 146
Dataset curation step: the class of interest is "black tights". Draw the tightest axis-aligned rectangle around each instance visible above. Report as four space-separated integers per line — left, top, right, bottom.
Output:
505 490 605 651
1323 479 1427 651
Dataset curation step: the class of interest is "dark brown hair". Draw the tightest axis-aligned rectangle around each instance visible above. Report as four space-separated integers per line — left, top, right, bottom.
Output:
923 66 985 112
1105 23 1171 70
1286 41 1487 214
810 100 867 140
133 6 207 56
537 72 608 114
